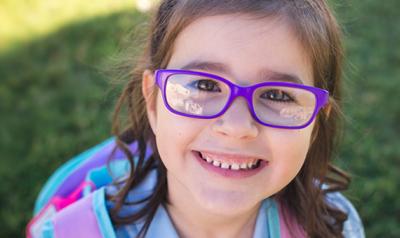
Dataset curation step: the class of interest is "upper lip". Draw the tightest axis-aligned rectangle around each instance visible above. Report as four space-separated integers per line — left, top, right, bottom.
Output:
193 149 267 163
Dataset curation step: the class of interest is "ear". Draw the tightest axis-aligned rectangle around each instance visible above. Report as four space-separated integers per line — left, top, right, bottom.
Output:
142 69 158 134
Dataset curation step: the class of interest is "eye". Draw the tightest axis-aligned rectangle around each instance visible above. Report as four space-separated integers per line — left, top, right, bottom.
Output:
194 79 221 92
261 89 294 102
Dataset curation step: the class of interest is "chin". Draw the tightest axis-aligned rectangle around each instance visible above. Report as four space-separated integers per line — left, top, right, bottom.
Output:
194 187 260 216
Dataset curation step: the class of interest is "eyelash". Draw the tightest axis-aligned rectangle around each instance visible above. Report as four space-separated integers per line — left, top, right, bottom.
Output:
260 89 295 103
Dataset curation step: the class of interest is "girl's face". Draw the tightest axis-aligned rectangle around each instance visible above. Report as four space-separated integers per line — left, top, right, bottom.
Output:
143 14 315 216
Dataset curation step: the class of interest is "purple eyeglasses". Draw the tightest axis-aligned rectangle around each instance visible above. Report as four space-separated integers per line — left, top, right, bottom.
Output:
154 69 329 129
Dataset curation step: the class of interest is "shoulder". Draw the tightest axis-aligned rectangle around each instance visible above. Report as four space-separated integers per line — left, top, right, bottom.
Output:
325 191 366 238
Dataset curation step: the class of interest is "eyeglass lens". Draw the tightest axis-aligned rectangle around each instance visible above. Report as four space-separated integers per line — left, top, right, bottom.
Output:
165 73 316 127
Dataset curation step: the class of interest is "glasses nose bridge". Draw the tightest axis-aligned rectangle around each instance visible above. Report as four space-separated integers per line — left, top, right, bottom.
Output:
230 85 254 109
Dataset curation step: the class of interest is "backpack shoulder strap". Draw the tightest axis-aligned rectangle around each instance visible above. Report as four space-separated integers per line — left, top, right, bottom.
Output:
41 188 117 238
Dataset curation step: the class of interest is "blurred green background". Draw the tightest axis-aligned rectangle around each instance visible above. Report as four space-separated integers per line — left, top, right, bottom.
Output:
0 0 398 237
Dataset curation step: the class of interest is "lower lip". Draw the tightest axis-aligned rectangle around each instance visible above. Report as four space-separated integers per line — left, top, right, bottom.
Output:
193 151 268 179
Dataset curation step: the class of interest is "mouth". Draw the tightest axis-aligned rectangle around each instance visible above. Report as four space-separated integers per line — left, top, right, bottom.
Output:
196 151 262 170
192 150 268 178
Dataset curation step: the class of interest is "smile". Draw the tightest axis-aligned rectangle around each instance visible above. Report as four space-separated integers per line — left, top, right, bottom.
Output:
198 151 261 170
193 150 268 178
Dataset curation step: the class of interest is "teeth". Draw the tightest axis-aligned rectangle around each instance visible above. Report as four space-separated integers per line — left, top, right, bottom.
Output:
212 160 221 167
200 152 259 170
221 162 230 169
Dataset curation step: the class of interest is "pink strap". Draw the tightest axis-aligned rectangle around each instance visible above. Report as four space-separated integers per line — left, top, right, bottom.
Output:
278 201 306 238
53 192 103 238
52 181 96 210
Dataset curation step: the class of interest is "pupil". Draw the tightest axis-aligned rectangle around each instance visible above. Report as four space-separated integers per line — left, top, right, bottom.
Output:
198 80 220 92
267 90 288 101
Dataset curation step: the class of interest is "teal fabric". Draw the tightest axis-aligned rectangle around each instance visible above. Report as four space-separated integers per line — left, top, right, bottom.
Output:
93 187 117 238
41 220 55 238
84 159 130 196
265 199 281 237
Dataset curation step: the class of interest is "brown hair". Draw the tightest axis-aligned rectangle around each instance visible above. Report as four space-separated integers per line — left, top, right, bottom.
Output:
108 0 350 237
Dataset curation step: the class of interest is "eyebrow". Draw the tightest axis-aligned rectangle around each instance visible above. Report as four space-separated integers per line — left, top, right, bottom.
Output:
179 60 304 85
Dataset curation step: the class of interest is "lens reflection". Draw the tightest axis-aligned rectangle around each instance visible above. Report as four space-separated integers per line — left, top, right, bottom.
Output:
253 86 315 126
166 74 229 116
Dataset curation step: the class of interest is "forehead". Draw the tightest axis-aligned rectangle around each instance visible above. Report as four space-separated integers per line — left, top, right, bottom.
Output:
167 14 313 86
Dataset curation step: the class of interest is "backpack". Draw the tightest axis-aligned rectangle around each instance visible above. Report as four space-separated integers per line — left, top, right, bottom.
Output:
26 137 138 238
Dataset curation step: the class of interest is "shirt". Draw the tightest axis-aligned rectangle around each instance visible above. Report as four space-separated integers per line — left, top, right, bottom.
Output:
105 168 365 238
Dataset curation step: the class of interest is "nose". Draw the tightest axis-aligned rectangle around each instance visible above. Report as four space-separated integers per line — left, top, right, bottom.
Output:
212 97 259 139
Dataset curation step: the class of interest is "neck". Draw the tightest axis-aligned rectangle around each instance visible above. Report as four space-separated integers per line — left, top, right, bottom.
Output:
165 177 261 238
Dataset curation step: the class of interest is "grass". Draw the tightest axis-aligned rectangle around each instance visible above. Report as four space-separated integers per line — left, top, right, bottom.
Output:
334 1 400 236
0 0 137 52
0 4 149 237
0 0 399 237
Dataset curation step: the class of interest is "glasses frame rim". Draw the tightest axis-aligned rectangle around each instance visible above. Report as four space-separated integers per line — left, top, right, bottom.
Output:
154 69 329 129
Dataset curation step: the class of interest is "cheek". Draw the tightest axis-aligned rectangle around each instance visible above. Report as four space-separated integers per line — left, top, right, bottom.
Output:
153 96 206 169
267 127 313 182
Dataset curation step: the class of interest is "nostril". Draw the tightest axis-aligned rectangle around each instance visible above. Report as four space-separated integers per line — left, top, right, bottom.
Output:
211 117 259 139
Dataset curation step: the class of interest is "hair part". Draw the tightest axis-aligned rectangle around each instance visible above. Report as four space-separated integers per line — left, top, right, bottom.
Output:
108 1 350 237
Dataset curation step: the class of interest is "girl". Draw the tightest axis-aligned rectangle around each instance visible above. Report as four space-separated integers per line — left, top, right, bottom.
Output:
32 0 365 237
